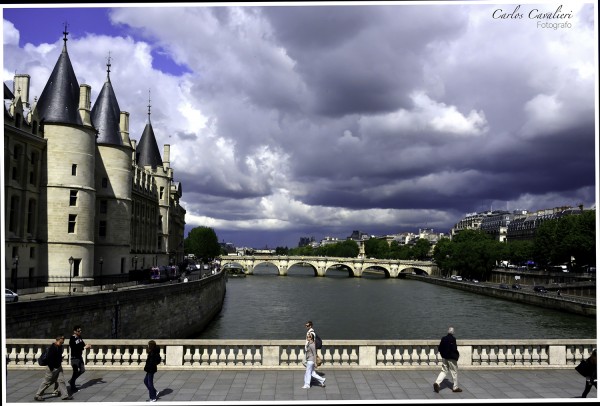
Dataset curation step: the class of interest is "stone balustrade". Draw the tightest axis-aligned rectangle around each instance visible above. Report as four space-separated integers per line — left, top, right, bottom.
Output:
5 339 595 370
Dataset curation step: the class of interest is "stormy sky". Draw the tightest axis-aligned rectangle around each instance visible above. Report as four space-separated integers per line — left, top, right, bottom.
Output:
2 2 597 248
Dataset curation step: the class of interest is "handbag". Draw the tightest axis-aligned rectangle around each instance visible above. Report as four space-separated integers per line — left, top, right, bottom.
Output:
575 359 589 377
316 356 323 367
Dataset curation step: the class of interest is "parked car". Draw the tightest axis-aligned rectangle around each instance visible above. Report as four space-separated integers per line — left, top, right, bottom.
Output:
512 284 522 290
533 286 548 293
499 283 510 290
5 288 19 303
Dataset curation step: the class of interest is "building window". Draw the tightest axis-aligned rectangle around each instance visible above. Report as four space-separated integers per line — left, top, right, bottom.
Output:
72 164 77 176
158 235 162 250
30 247 35 259
9 195 20 232
68 214 77 233
69 190 78 206
99 221 107 237
32 121 38 134
160 186 164 200
100 200 108 214
102 177 108 188
27 199 36 234
29 152 39 185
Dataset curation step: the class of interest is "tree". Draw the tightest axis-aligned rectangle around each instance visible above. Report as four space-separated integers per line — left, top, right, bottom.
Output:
432 237 454 277
185 226 221 262
411 238 431 260
364 238 390 258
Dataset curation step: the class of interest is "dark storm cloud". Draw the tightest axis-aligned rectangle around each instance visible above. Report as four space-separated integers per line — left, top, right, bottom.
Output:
3 3 596 248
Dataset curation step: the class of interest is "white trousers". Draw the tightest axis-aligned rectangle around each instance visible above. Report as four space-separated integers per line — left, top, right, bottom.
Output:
304 361 325 387
435 358 459 390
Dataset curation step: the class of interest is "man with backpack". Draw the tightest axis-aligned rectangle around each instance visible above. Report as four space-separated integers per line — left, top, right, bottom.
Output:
34 334 73 401
305 321 323 367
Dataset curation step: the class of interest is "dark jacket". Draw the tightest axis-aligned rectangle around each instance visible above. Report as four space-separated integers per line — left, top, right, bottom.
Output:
438 334 460 361
69 335 86 360
144 348 161 373
47 342 64 371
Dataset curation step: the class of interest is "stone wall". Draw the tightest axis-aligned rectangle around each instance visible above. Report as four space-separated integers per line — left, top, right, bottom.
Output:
408 275 595 317
4 272 226 339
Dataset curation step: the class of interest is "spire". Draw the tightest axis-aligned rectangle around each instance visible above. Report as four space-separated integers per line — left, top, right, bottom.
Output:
62 22 69 52
106 51 112 80
136 89 163 168
91 54 123 146
35 25 83 126
147 89 152 123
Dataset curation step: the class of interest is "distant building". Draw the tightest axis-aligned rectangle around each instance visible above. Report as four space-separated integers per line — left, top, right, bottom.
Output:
507 206 587 241
4 30 185 291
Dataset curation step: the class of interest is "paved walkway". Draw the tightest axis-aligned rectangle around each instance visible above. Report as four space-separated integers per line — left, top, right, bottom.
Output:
4 367 595 404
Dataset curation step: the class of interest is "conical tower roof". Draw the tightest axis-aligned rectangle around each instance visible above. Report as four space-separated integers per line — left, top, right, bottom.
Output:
136 95 162 168
35 27 83 126
91 57 123 145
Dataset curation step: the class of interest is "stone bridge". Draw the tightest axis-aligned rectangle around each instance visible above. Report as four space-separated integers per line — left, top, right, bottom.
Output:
219 255 438 278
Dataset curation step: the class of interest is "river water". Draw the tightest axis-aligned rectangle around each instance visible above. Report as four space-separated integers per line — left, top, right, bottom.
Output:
197 265 596 340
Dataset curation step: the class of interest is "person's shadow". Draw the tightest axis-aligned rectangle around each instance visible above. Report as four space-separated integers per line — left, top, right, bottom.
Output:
158 388 173 398
79 378 106 390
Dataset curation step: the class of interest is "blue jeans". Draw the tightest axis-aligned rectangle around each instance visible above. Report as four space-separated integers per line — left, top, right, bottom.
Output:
303 361 325 387
144 372 157 400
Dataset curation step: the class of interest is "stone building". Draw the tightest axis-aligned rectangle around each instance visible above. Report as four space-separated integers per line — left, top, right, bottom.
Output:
4 30 186 292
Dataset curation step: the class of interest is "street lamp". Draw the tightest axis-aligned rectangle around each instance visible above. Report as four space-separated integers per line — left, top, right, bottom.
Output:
12 254 19 293
68 256 74 296
99 257 104 291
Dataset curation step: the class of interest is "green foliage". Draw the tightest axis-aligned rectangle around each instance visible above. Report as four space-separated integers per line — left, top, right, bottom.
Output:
184 226 221 262
434 230 503 280
364 238 390 258
532 210 596 269
411 238 431 260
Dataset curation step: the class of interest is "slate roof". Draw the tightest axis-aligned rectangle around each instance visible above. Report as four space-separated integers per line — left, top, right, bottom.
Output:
136 121 163 168
35 40 83 126
91 74 124 146
4 83 14 100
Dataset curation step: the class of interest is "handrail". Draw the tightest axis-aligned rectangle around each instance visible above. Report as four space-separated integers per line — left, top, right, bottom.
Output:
5 339 596 370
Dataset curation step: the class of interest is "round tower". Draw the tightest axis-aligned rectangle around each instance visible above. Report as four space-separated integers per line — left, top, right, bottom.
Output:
35 27 96 290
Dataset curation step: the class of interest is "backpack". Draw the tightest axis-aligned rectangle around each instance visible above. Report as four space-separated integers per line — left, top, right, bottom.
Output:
314 334 323 350
38 346 50 366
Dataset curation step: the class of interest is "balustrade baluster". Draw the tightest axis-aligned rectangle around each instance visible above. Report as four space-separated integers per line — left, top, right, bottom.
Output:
235 346 245 365
418 347 427 366
393 347 402 366
241 347 251 366
341 348 350 365
472 346 481 365
253 347 262 366
410 347 419 366
227 346 236 364
209 347 218 366
376 347 385 365
523 347 532 365
183 347 192 366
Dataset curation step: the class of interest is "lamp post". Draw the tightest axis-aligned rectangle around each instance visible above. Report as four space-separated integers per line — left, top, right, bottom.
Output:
68 256 74 296
12 255 19 293
99 257 104 291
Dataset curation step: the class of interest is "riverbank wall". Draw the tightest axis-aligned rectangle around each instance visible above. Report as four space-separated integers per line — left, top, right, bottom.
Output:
407 274 595 318
4 272 227 339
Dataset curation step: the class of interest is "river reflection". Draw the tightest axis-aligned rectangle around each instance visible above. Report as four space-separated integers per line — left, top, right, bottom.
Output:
197 264 596 340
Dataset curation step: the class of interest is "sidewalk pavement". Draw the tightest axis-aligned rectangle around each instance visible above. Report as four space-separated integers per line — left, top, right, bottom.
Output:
4 367 596 404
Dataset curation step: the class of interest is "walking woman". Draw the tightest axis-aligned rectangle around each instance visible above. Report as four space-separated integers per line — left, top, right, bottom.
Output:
143 340 162 402
302 331 325 389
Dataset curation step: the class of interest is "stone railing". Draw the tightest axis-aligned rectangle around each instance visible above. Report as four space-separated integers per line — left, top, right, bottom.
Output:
5 339 596 370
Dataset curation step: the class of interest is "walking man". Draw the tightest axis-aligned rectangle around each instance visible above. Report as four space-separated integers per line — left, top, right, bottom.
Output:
34 334 73 401
433 326 462 393
69 325 91 393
